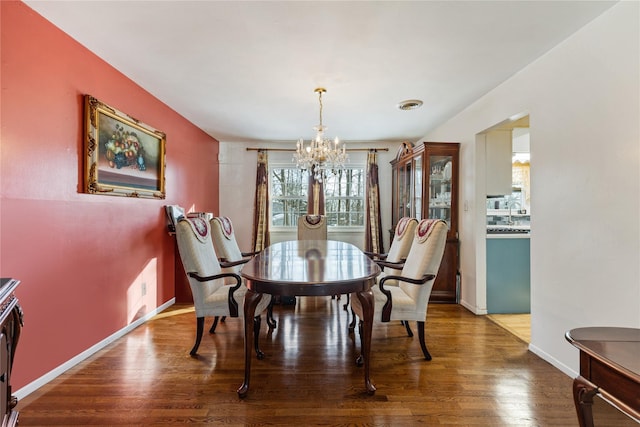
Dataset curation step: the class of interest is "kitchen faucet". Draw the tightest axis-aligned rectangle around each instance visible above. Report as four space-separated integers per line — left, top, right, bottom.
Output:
505 196 520 226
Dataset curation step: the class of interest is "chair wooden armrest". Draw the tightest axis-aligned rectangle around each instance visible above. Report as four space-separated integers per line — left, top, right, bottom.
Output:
374 259 405 270
187 271 242 317
363 250 388 260
378 273 436 322
241 250 261 257
219 258 251 268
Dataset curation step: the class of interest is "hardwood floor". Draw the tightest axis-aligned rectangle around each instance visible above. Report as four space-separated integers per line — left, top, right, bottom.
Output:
486 313 531 343
17 298 635 426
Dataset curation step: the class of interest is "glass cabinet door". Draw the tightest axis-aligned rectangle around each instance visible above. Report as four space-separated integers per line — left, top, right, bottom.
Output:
428 154 453 228
400 162 412 219
413 156 422 220
392 165 398 227
398 164 406 219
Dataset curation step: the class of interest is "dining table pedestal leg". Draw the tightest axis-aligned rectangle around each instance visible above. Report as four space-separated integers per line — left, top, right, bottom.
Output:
237 289 262 398
356 288 376 395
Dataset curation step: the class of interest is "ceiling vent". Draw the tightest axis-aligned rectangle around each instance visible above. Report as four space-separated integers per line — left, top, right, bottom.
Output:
397 99 423 111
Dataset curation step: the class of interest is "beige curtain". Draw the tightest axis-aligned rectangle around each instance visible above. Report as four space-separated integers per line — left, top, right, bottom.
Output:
365 150 384 253
251 150 270 251
307 165 325 215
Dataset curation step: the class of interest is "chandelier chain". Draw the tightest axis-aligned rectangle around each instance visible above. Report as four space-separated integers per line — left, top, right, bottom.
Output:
318 90 323 128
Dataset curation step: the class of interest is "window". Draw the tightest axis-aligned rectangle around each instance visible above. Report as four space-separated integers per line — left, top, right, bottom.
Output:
270 165 365 228
270 167 308 227
324 168 365 227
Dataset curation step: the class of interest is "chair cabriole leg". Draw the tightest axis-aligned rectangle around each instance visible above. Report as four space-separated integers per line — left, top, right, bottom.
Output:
355 319 364 366
348 309 357 332
266 296 277 329
190 316 205 356
209 316 220 333
254 315 264 360
403 320 413 337
417 321 432 361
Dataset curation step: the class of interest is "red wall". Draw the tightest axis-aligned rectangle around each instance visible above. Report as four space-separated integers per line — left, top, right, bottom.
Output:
0 1 219 391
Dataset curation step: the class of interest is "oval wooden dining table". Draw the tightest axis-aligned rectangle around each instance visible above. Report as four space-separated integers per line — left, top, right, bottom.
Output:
237 239 381 397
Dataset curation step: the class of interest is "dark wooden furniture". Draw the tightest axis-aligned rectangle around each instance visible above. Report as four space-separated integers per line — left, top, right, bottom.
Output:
0 278 23 427
565 327 640 427
391 142 460 303
238 240 380 397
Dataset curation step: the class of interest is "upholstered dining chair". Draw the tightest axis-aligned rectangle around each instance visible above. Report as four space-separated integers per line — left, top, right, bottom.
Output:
210 216 276 329
210 216 259 276
297 214 327 240
297 214 348 306
175 216 271 358
350 218 448 361
364 217 418 285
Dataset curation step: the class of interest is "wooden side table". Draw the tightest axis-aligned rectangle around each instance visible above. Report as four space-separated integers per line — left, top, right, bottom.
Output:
565 327 640 427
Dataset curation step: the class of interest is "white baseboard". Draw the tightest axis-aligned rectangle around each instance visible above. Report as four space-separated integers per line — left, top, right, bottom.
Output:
528 342 577 379
14 298 176 401
460 302 576 381
459 298 487 315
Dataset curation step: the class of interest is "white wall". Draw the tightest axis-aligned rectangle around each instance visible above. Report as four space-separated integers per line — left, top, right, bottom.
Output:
218 141 399 252
420 2 639 375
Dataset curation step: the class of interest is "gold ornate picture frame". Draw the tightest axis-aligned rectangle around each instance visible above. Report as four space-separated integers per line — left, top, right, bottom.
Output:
84 95 166 199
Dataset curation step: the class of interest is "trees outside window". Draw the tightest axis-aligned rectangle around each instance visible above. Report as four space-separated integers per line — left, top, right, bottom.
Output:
270 166 364 228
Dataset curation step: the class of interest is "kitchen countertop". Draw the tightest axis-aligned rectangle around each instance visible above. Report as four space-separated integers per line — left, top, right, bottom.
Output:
486 225 530 238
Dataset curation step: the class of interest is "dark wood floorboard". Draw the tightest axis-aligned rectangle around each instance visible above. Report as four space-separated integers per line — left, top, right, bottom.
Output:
17 298 636 426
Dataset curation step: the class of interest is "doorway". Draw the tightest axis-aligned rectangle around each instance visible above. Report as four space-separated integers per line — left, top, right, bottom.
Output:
479 114 531 344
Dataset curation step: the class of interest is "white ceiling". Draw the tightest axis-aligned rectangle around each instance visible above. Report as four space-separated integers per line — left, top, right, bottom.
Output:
25 1 616 144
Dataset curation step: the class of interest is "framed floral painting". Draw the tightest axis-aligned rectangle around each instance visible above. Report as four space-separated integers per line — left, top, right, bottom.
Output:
84 95 166 199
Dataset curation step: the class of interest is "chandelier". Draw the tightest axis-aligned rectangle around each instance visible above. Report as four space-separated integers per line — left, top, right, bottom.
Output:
293 88 348 180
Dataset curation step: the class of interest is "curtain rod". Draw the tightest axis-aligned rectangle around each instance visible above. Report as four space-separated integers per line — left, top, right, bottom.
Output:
246 147 388 152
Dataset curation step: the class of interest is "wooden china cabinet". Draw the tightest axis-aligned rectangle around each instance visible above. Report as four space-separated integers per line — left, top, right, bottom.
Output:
390 142 460 303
